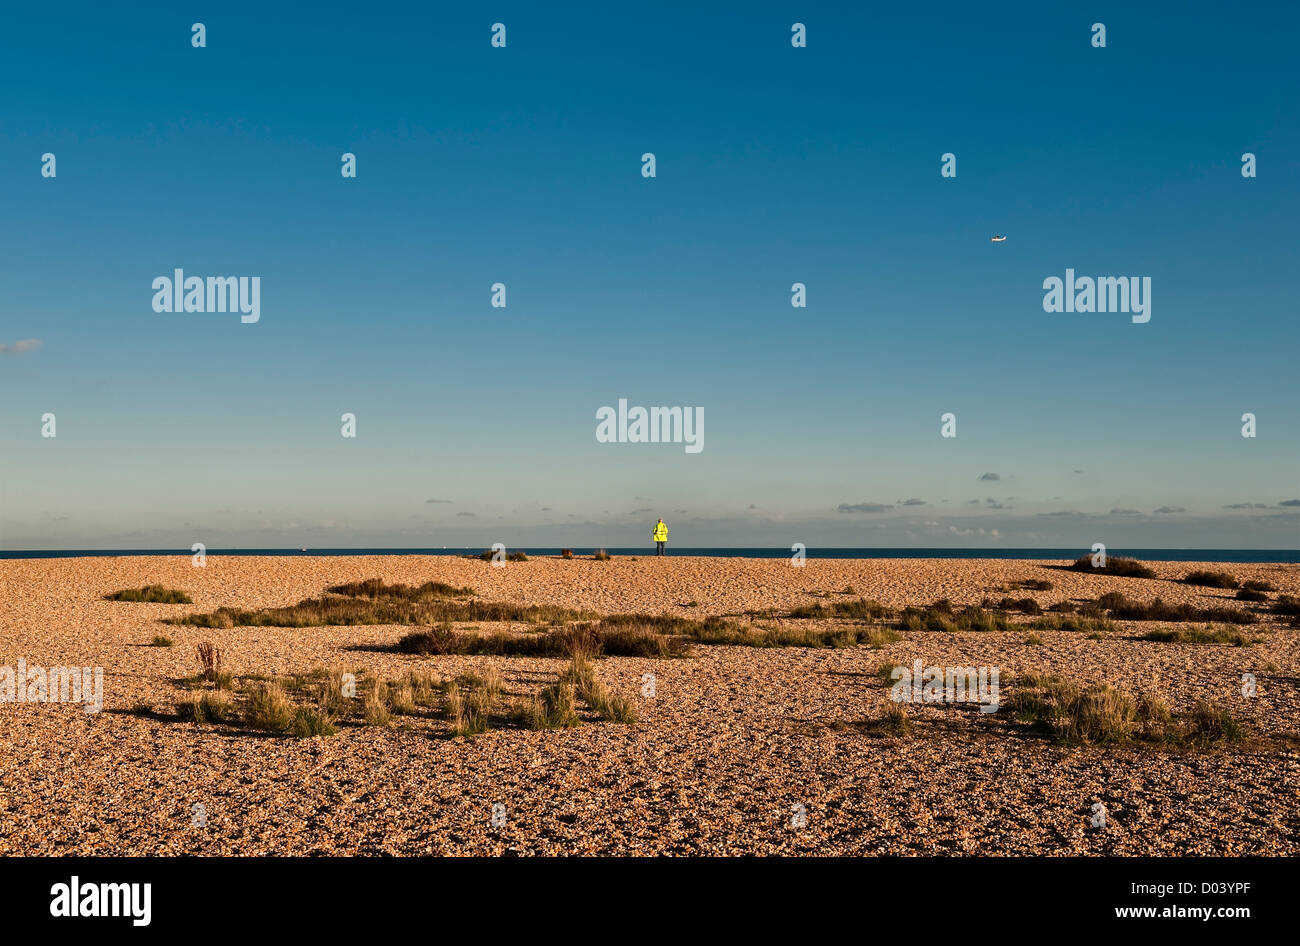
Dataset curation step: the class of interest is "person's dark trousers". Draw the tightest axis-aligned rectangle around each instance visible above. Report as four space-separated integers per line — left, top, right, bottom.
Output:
656 542 665 556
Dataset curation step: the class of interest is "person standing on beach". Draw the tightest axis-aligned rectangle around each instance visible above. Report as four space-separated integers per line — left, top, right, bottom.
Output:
652 518 669 556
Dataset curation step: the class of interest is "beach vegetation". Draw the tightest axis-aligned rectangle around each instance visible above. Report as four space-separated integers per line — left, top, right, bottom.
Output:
1007 673 1246 747
1242 579 1277 592
1089 594 1256 624
106 585 192 604
1139 625 1253 646
1183 570 1239 589
1066 556 1157 578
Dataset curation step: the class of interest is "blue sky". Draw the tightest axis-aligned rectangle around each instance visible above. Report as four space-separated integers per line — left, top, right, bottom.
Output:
1 1 1296 550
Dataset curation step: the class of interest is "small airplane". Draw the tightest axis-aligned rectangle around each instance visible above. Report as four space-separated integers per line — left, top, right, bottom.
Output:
990 235 1007 243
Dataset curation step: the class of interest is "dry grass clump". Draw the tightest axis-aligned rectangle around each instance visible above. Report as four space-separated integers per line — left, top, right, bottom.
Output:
512 657 638 730
446 680 495 737
399 610 902 656
593 549 612 561
362 679 393 727
1242 579 1277 593
1139 625 1254 646
1094 594 1257 625
1007 578 1054 591
690 621 899 649
1067 556 1157 578
174 665 510 738
981 596 1043 615
1185 702 1248 745
1273 595 1300 619
1028 614 1117 633
521 683 581 730
397 621 688 658
239 667 502 737
290 706 337 737
105 585 192 604
787 598 892 621
1007 674 1247 747
172 589 596 629
1235 588 1269 603
859 704 910 736
898 601 1012 632
873 661 899 685
150 634 174 647
558 656 637 723
1183 570 1239 589
246 682 297 733
590 622 691 656
178 691 235 724
191 642 233 689
326 579 473 599
386 681 417 715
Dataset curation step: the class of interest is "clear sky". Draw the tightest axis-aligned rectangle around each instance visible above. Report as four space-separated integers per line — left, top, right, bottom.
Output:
1 1 1296 550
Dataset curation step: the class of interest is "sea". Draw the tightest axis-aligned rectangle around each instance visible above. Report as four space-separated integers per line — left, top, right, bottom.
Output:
0 547 1295 562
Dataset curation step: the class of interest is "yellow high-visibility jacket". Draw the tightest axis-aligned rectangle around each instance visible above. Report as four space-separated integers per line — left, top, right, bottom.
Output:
652 522 669 542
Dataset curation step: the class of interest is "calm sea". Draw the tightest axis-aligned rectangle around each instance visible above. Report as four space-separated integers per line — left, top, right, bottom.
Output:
1 547 1295 563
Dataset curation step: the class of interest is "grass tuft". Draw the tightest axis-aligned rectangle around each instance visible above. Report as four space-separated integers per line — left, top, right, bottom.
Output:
1096 594 1256 625
1066 556 1157 578
106 585 192 604
1008 674 1248 747
898 602 1012 632
860 704 910 736
1183 570 1240 589
1242 579 1277 593
246 683 296 733
1139 625 1253 646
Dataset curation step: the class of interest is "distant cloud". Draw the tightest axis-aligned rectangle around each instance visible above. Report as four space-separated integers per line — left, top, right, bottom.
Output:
1109 508 1142 516
1153 506 1186 514
631 507 652 514
837 503 891 514
425 498 452 504
1281 499 1300 507
985 498 1005 509
949 525 1001 537
1223 503 1269 510
967 499 981 505
634 496 653 502
456 511 476 518
0 338 41 355
747 503 757 509
1037 510 1084 518
899 498 926 506
540 507 552 512
978 472 1000 481
1072 469 1084 474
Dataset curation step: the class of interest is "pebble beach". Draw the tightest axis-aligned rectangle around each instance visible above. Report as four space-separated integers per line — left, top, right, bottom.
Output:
1 553 1296 856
